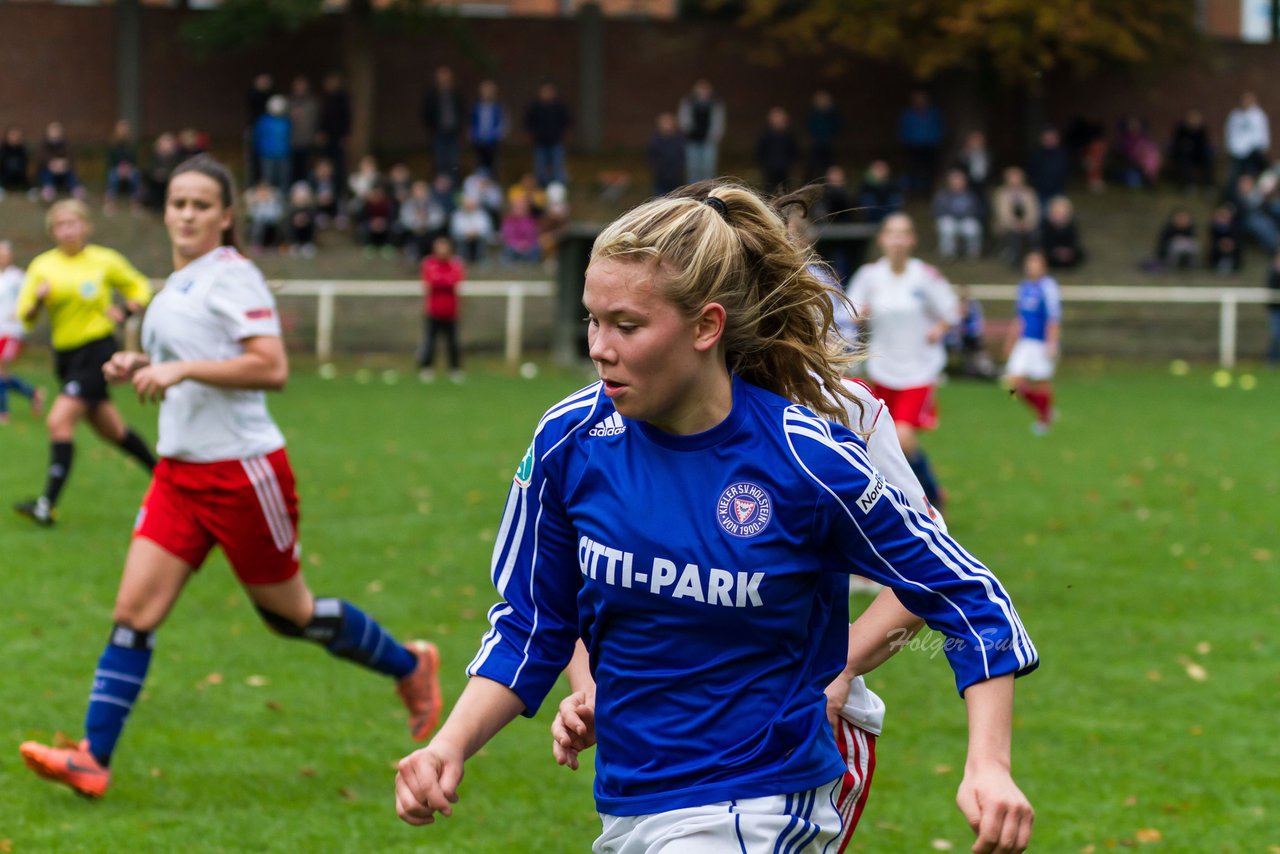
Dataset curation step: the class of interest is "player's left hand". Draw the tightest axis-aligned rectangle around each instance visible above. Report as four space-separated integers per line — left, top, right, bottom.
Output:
106 305 126 324
822 671 854 729
956 762 1033 853
131 362 186 403
550 689 595 770
396 742 465 826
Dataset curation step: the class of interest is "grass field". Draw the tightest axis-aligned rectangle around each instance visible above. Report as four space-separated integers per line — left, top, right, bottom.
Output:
1 356 1277 853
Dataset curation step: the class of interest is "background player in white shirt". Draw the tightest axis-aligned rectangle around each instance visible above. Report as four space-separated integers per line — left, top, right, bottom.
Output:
396 183 1035 853
19 155 442 800
0 239 44 424
847 213 959 512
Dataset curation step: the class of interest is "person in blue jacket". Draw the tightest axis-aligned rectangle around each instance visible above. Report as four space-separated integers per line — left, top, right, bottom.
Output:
396 181 1038 854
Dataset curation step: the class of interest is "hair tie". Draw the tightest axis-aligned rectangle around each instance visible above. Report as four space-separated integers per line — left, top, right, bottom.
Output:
704 196 729 219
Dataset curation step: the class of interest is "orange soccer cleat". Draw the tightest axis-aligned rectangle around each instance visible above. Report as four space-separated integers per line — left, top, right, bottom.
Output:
396 641 443 742
20 738 111 799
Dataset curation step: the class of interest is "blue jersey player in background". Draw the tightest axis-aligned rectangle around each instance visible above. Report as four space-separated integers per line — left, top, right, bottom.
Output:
396 182 1038 854
1003 250 1062 435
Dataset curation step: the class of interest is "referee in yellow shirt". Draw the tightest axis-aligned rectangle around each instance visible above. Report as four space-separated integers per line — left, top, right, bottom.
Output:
14 200 156 526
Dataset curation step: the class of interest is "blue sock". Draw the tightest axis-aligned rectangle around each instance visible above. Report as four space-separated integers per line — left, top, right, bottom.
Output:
316 598 416 679
908 448 944 509
6 375 36 399
0 381 7 417
84 626 153 767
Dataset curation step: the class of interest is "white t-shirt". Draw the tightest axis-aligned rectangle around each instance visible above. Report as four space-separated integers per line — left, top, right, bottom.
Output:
847 257 959 390
0 265 26 339
142 247 286 462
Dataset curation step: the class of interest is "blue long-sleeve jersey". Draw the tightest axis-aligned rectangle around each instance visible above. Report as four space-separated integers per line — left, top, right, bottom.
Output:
469 377 1037 816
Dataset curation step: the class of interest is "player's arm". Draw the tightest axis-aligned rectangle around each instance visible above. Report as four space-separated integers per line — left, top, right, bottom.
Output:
396 676 526 826
1043 279 1062 360
104 351 152 384
16 270 49 326
824 588 924 725
1003 316 1024 359
1043 319 1060 360
956 674 1033 853
551 640 597 770
130 335 287 402
106 251 154 314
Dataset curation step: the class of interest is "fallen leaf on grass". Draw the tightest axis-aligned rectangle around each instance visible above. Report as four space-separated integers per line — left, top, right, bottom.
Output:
338 786 357 800
150 767 164 778
245 675 269 687
299 767 316 777
1080 846 1096 854
1252 548 1273 562
265 700 283 711
1 838 14 852
1145 670 1163 682
367 580 384 594
202 672 223 686
307 553 323 566
930 840 954 851
1189 725 1203 736
1176 656 1208 681
1123 795 1138 807
933 764 952 775
1195 641 1211 655
1135 828 1163 843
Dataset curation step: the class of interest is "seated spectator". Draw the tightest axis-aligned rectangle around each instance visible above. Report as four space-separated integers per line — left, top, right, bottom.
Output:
246 181 284 252
945 284 997 380
287 181 317 258
143 132 182 211
1064 117 1107 193
1 125 31 195
856 159 903 224
104 119 143 211
356 184 395 256
954 130 994 205
1169 109 1213 193
539 181 571 262
449 194 493 263
648 112 685 196
1226 173 1280 253
347 154 381 214
461 169 504 230
992 166 1040 266
931 167 984 260
37 121 84 203
1207 203 1243 274
815 165 854 223
388 162 413 209
176 127 207 161
1152 208 1198 271
501 197 542 263
1113 115 1162 189
429 173 458 224
1040 195 1086 269
507 172 546 217
398 179 447 262
309 156 343 228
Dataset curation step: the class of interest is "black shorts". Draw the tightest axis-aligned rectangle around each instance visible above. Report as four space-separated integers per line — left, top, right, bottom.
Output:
54 335 117 404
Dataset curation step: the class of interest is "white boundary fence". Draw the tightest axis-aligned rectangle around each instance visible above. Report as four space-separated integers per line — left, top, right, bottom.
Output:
271 279 554 365
967 284 1273 369
255 280 1271 369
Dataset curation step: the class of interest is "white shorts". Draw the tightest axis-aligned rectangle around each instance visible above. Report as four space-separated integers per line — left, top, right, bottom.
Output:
594 777 843 854
1004 339 1056 381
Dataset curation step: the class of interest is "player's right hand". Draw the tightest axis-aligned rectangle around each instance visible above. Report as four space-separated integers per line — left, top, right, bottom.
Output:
395 742 464 826
550 689 595 771
35 280 51 300
103 351 150 383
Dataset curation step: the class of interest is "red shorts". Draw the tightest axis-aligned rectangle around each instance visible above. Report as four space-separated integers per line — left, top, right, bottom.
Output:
871 383 938 431
134 447 301 585
833 717 877 852
0 337 22 362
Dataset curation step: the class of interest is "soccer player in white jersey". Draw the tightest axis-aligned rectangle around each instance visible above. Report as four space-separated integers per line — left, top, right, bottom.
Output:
0 239 44 424
847 213 959 512
19 156 442 800
1003 250 1061 435
397 182 1036 853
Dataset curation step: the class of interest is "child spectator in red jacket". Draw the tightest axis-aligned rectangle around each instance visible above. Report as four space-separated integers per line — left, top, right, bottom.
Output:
418 235 465 383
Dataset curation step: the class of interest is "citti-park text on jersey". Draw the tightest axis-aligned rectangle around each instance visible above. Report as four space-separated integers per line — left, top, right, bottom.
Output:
578 535 765 608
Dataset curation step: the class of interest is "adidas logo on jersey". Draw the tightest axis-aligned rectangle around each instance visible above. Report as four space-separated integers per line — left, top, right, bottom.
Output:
588 412 626 437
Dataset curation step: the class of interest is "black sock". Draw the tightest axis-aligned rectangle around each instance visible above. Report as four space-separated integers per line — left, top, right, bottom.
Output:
118 428 157 472
44 441 74 506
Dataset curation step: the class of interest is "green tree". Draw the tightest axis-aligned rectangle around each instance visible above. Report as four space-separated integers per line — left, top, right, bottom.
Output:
719 0 1196 85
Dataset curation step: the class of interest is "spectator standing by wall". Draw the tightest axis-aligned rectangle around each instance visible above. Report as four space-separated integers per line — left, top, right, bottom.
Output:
245 73 274 185
254 95 292 195
104 120 143 212
954 131 993 208
0 126 30 197
1169 109 1213 193
288 75 320 190
1225 91 1270 189
317 72 352 199
647 112 685 197
470 80 506 178
756 107 798 192
1266 248 1280 365
857 159 904 225
897 90 944 197
524 83 572 188
805 89 841 181
1028 128 1070 210
422 67 465 181
677 79 725 184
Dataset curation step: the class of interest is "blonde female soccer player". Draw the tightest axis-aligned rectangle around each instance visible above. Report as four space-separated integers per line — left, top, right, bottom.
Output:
396 182 1037 853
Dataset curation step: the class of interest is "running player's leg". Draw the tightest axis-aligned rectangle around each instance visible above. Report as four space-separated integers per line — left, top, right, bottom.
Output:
20 537 196 797
14 393 86 524
86 400 156 471
220 450 442 739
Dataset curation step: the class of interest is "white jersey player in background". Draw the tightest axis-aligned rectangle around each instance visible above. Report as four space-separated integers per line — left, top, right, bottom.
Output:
19 155 442 800
847 213 959 513
0 239 44 424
